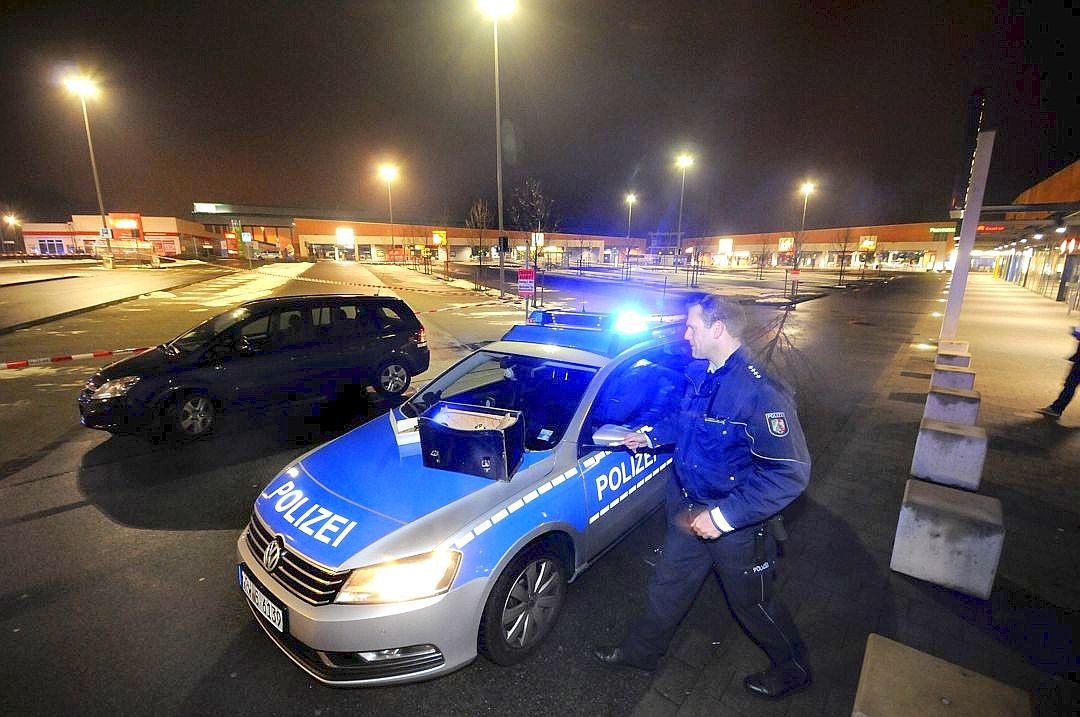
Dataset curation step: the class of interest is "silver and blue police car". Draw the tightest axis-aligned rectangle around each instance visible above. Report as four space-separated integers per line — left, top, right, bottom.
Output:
237 310 690 685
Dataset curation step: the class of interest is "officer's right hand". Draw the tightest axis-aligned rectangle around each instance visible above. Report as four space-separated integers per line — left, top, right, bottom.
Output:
623 432 651 453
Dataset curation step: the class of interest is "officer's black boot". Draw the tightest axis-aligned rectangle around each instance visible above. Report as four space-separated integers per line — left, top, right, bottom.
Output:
742 659 811 700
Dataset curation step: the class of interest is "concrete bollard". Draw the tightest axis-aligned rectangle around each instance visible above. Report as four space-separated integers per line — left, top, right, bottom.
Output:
890 479 1004 600
910 418 987 489
937 339 969 353
936 349 972 367
923 386 981 426
931 364 976 391
852 634 1032 716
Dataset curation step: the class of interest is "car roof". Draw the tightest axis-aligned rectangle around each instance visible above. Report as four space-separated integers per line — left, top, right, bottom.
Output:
500 310 684 359
238 295 405 310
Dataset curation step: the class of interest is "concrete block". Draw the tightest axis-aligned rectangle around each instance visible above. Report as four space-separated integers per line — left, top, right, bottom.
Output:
910 418 987 489
931 364 976 390
937 339 969 353
852 633 1031 716
923 386 981 426
936 349 972 367
890 479 1004 599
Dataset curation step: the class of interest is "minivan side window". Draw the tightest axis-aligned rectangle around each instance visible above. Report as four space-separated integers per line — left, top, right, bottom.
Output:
373 304 408 332
273 309 309 348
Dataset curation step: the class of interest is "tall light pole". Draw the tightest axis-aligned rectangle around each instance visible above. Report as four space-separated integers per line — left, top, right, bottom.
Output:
675 153 693 272
479 0 515 297
379 164 399 263
624 193 636 269
798 180 815 268
63 75 112 262
3 214 18 254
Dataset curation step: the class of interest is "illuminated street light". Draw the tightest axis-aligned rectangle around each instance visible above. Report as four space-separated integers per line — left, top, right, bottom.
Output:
63 74 112 263
479 0 516 297
378 163 399 262
798 181 816 268
624 193 636 239
675 153 693 271
3 214 19 254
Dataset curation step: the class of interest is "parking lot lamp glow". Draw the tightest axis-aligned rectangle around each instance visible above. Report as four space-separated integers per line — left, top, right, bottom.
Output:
675 154 693 270
63 75 112 261
3 214 18 254
479 0 515 297
378 164 399 262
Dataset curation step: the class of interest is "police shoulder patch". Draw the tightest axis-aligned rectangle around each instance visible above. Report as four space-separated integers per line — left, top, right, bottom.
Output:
746 363 763 379
765 411 788 437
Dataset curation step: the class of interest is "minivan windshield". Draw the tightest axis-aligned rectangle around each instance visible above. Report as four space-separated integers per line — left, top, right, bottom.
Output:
168 307 252 353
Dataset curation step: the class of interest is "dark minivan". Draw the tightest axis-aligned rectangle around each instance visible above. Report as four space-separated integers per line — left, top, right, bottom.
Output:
78 295 429 440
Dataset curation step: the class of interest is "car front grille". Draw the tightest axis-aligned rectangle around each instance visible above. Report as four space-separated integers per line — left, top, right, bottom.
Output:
246 514 348 605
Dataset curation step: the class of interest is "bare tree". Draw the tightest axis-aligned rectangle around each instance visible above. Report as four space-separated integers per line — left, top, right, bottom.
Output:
834 228 853 286
509 177 558 233
466 198 493 258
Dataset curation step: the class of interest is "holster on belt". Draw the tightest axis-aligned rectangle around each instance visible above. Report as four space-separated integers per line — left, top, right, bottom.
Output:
763 513 788 556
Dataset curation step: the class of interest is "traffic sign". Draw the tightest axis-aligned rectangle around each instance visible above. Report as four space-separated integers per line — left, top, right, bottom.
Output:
100 227 112 239
517 268 535 297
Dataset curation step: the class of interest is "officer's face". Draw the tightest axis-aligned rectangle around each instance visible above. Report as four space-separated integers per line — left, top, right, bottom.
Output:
684 305 720 359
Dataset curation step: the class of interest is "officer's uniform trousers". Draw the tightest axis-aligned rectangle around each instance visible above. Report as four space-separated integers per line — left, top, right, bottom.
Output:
621 485 806 669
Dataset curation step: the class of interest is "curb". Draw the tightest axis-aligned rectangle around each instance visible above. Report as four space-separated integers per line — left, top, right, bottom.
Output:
0 275 82 289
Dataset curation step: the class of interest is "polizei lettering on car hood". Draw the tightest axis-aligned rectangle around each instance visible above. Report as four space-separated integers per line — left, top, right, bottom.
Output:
254 414 497 568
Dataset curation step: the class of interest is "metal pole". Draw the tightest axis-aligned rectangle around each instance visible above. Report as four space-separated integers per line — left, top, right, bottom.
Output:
941 130 996 339
493 19 506 299
675 167 686 273
799 192 809 265
79 94 112 258
387 180 394 263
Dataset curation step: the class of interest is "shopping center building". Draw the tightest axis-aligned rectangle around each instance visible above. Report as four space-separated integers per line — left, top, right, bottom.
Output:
16 160 1079 303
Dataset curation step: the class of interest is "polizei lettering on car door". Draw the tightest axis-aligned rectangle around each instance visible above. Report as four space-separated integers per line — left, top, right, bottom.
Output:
260 480 358 547
595 451 657 502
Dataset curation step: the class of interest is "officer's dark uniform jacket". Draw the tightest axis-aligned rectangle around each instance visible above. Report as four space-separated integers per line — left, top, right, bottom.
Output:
646 345 811 532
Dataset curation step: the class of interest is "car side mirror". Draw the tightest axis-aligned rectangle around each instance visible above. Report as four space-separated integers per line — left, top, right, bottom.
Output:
591 424 632 446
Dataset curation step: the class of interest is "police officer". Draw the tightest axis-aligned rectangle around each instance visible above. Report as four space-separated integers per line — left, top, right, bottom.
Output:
593 293 813 700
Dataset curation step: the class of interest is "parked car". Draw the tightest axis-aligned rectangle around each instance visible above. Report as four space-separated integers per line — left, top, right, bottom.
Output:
237 310 690 685
78 295 429 440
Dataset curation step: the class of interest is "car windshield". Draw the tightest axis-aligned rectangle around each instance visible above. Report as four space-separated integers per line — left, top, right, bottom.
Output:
168 307 252 353
403 351 597 450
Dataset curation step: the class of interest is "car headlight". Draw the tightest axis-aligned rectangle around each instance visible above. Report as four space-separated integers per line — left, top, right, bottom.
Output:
335 550 462 605
90 376 141 399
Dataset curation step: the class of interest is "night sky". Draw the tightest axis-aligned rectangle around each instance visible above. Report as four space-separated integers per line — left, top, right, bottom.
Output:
1 1 1077 237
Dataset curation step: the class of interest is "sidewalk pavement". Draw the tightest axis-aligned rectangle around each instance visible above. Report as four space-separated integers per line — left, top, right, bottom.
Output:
629 272 1080 716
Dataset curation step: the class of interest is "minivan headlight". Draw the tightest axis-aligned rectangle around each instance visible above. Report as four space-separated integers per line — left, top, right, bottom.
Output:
91 376 141 399
335 550 462 604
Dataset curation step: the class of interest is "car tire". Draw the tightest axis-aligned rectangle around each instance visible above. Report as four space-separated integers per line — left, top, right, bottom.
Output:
478 544 567 666
375 360 411 396
171 391 215 440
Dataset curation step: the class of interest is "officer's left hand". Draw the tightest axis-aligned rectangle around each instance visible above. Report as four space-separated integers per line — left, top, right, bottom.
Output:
690 510 722 540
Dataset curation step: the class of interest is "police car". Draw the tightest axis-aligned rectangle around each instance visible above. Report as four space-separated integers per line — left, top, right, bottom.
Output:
237 310 691 685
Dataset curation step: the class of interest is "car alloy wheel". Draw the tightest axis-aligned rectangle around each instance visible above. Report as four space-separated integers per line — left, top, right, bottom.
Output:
176 393 215 438
479 546 566 665
376 361 411 396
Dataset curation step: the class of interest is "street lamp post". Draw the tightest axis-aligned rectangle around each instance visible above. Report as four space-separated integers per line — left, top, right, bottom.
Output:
63 75 112 263
3 214 19 255
479 0 516 298
624 193 636 279
675 153 693 273
378 164 399 263
798 181 815 269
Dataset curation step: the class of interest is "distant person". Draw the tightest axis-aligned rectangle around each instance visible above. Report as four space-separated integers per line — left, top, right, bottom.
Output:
1036 326 1080 419
592 293 813 700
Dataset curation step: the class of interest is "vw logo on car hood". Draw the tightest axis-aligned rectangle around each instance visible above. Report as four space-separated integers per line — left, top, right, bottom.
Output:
263 536 284 572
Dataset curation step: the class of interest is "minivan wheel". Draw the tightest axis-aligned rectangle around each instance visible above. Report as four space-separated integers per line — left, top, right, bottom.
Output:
375 361 411 396
478 545 567 665
172 392 215 439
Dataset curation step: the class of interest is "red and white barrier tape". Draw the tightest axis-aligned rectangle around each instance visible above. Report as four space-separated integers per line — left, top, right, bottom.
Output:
3 346 151 371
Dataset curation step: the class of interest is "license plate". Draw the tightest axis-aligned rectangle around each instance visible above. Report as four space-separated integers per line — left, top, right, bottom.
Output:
239 565 286 633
